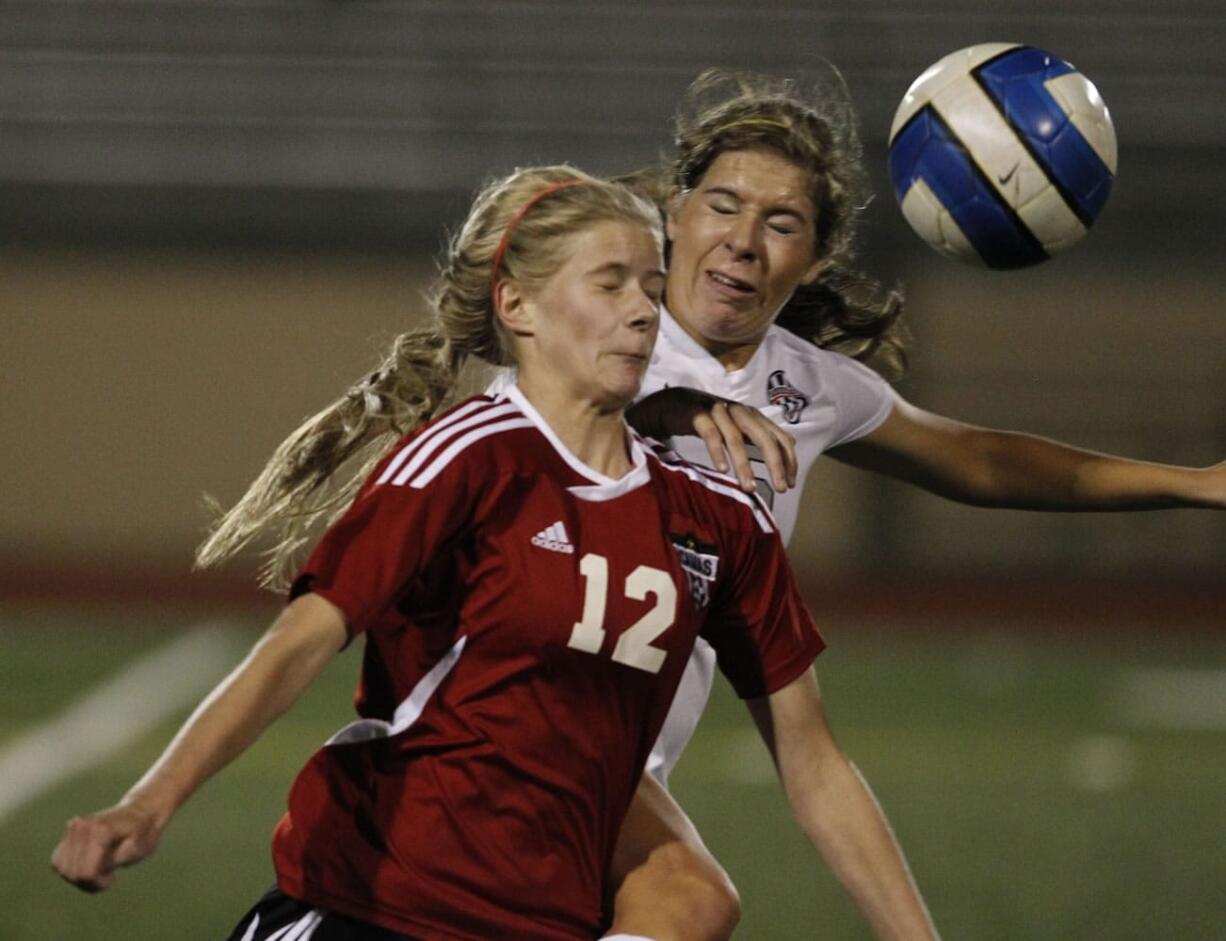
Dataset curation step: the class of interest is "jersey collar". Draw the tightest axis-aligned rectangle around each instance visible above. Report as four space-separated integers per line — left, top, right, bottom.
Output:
502 384 651 500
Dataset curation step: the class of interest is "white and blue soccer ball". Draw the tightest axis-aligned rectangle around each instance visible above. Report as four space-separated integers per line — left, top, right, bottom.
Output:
888 43 1117 269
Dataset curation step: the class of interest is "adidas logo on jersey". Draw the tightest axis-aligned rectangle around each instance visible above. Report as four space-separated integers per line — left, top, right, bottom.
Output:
531 521 575 554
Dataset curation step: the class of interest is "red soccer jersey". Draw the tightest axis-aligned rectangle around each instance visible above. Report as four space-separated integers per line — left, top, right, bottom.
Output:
271 385 824 941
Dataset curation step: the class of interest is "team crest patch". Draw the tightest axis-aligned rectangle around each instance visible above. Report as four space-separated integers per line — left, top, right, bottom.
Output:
669 533 719 608
766 369 809 424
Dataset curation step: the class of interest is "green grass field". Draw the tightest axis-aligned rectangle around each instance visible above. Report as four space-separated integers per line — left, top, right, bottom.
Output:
4 604 1225 940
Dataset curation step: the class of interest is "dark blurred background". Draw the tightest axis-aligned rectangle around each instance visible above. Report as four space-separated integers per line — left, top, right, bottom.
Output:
3 0 1224 608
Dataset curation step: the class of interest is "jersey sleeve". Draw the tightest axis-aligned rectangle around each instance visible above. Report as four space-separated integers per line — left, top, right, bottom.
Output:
821 351 897 448
702 514 825 700
290 437 482 638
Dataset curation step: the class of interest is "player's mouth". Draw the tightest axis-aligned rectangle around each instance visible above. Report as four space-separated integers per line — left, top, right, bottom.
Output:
706 269 756 298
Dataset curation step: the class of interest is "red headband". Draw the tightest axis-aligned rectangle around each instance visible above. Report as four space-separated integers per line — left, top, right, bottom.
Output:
489 179 585 307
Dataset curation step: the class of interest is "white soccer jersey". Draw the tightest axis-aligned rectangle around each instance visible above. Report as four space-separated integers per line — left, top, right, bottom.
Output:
642 307 897 781
642 308 898 545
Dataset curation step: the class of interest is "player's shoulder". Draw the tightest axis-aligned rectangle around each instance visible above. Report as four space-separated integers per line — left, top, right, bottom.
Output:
370 393 538 491
763 324 869 372
643 440 778 538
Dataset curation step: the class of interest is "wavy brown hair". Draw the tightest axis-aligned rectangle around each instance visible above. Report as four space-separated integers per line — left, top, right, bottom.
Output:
196 165 661 588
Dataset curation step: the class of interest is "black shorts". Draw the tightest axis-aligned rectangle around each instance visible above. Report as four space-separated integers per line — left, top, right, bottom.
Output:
225 887 420 941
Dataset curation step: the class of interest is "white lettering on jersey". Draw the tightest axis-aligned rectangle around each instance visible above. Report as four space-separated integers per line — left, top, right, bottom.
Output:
669 533 720 608
567 552 676 675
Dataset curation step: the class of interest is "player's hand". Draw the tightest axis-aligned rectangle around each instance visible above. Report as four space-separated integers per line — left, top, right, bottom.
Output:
692 398 797 494
627 387 797 493
51 803 163 892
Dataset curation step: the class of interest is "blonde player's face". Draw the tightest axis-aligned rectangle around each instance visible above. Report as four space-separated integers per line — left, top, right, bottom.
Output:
665 147 825 368
522 219 665 408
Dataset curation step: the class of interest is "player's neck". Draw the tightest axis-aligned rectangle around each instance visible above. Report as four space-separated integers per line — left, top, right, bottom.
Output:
666 307 762 372
515 379 634 479
708 339 760 372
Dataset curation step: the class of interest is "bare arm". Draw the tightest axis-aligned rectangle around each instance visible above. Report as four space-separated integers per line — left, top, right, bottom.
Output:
747 669 939 941
831 397 1226 510
51 592 347 892
627 387 798 493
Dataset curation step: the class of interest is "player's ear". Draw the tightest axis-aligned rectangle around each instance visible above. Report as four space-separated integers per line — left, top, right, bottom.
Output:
494 280 535 338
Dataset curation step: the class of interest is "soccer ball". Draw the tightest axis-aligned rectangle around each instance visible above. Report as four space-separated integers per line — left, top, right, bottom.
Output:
887 43 1117 269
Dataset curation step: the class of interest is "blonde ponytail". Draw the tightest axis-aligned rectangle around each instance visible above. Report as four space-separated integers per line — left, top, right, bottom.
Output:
195 328 461 588
196 164 660 589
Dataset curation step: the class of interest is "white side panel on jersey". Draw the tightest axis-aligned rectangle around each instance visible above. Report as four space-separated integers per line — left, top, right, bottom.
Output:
326 636 468 746
899 176 976 260
889 42 1019 141
646 637 718 783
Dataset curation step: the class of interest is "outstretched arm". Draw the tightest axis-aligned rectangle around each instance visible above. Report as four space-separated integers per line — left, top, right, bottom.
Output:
747 669 940 941
51 593 347 892
831 397 1226 510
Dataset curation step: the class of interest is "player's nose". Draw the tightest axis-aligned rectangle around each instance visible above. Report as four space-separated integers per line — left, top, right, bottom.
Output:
626 288 660 331
724 213 761 260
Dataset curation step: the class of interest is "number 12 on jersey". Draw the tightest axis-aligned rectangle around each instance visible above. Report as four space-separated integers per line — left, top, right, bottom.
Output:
567 552 676 674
